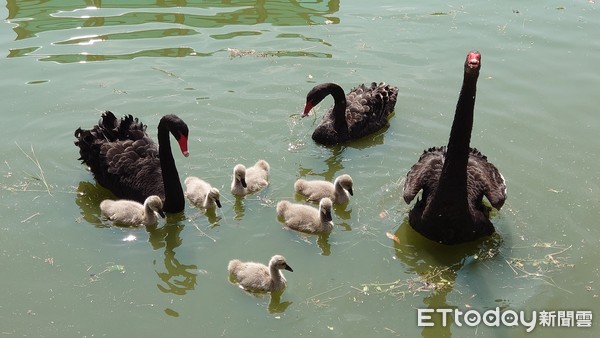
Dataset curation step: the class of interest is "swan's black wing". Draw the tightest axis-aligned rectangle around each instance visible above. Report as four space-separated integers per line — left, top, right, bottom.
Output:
75 111 163 203
403 147 446 204
346 82 399 136
466 148 507 210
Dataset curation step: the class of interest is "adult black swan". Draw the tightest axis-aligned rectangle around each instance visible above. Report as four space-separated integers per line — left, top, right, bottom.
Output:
402 51 506 245
302 82 398 145
74 111 189 213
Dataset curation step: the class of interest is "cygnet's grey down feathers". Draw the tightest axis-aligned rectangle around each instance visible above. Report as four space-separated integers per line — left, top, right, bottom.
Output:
231 160 270 196
227 255 293 292
294 174 353 204
184 176 222 209
276 198 334 234
100 195 165 226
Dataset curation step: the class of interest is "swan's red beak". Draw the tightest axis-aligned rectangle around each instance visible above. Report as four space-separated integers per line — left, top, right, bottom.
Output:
302 101 313 117
177 135 189 157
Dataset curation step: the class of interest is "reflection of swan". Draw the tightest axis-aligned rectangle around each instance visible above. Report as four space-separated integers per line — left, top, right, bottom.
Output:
295 174 353 204
147 215 198 295
403 51 506 245
392 221 503 338
302 82 398 145
74 112 189 213
231 160 270 196
276 198 333 234
228 255 293 292
100 195 165 226
184 177 222 209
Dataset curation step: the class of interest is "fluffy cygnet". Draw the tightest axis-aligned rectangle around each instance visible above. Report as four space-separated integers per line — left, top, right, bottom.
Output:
276 198 334 234
227 255 293 292
100 195 165 226
184 176 222 209
294 174 354 204
231 160 270 196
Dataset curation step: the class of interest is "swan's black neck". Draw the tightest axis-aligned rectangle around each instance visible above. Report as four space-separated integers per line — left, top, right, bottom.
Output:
437 68 479 201
158 118 184 213
327 84 348 131
308 83 348 131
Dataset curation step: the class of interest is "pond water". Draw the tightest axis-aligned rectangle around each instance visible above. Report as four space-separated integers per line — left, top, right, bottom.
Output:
1 1 599 337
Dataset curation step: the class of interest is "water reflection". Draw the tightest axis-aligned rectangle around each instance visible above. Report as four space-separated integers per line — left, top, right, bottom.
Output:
147 216 198 295
227 275 292 314
393 220 503 338
75 182 198 296
6 0 339 62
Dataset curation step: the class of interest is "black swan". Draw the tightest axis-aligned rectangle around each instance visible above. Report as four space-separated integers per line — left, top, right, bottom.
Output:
402 51 507 245
302 82 398 145
74 111 189 213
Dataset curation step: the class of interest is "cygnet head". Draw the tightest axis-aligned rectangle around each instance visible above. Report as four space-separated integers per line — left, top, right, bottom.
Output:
146 195 166 218
208 187 222 208
337 174 354 196
319 197 333 223
233 164 247 188
270 255 293 272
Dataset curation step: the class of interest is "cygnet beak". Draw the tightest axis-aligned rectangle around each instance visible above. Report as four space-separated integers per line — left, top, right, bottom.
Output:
284 263 294 272
215 199 222 208
158 209 166 218
240 178 247 188
348 188 354 196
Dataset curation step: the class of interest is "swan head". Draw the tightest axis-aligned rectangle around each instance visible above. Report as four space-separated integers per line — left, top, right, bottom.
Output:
161 114 190 157
233 164 247 188
303 83 343 117
465 50 481 75
145 195 165 218
319 197 333 223
208 187 222 208
336 174 354 196
269 255 293 272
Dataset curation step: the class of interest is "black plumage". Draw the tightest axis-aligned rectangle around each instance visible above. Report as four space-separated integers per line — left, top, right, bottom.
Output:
403 51 506 244
302 82 398 145
74 111 189 213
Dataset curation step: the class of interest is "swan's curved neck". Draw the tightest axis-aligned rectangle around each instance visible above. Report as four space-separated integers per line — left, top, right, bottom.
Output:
158 121 184 213
328 85 348 131
438 72 478 195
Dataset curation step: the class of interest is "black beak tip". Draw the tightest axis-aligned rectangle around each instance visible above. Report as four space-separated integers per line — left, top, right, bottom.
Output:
158 210 166 219
216 200 222 208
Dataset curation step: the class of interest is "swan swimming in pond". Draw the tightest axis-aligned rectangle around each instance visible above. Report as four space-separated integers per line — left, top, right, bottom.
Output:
403 50 507 245
231 160 270 196
184 176 222 209
276 198 334 234
227 255 293 292
75 112 189 213
302 82 398 145
294 174 353 204
100 195 165 226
